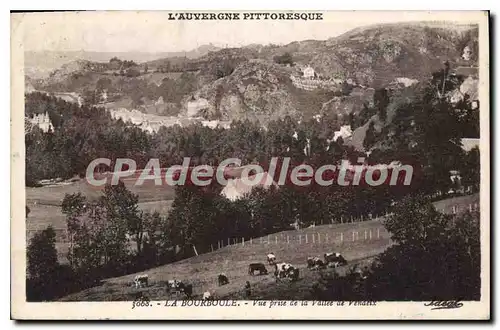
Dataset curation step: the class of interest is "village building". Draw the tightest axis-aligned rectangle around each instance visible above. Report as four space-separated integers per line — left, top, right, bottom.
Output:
394 77 419 88
462 45 473 61
201 120 231 129
302 65 315 79
333 125 353 142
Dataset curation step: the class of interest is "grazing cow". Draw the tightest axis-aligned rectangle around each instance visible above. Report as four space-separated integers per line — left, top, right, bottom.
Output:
181 283 193 298
267 253 276 265
248 263 268 275
134 274 149 288
275 263 299 281
350 265 370 281
167 279 180 287
307 257 325 270
274 263 292 279
324 252 348 267
203 291 213 300
218 273 229 286
166 279 184 293
313 257 326 270
307 257 315 269
360 266 370 280
288 267 300 281
324 252 335 262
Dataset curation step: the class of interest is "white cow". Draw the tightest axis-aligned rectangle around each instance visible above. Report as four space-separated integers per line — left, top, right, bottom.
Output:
203 291 212 300
267 253 276 265
274 262 292 278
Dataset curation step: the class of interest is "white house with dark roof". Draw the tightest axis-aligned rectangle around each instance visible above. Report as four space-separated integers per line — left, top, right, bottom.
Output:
302 65 315 79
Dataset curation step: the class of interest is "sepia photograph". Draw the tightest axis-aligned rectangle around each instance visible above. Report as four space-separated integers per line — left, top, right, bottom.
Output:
10 10 490 320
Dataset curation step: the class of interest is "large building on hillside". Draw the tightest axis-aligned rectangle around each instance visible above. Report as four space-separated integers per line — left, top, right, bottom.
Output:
302 65 315 79
29 112 53 133
220 171 278 201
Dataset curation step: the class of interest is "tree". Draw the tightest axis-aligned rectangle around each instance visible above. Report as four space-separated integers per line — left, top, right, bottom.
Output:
101 181 141 255
311 196 481 302
363 121 377 150
126 67 141 77
166 185 225 256
273 52 293 66
81 89 98 106
140 211 165 266
383 194 448 246
62 193 87 266
60 183 141 278
459 147 480 193
96 78 113 92
26 226 63 301
374 88 389 122
367 195 481 300
27 226 59 280
109 57 122 70
214 59 236 79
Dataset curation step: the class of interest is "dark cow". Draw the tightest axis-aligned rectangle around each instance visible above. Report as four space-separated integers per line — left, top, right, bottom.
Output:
248 263 268 275
218 273 229 286
324 252 348 267
288 267 300 281
180 283 193 298
307 257 326 270
134 274 149 288
350 265 370 281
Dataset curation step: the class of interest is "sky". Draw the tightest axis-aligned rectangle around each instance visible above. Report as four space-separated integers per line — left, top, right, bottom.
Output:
16 11 482 53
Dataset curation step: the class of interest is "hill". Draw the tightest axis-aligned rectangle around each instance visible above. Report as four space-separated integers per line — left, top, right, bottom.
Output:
181 60 344 122
24 44 221 79
316 23 477 87
28 23 479 125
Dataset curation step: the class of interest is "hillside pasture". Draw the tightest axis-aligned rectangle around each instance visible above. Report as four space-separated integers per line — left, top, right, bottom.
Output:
58 193 480 301
27 176 176 206
61 219 391 301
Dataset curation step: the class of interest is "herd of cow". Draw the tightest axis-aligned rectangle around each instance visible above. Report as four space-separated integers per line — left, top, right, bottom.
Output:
131 251 350 300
